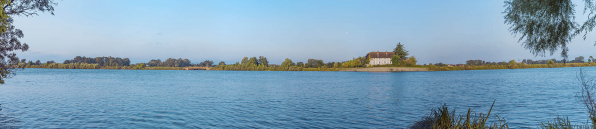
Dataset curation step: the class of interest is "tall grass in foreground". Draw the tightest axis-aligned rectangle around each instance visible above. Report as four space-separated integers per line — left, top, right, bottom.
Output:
538 116 592 129
410 100 508 129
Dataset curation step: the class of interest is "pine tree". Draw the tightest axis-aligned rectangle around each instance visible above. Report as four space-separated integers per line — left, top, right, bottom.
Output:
393 42 409 59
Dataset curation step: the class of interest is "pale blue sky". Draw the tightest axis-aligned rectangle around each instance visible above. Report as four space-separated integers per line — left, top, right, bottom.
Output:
12 0 596 64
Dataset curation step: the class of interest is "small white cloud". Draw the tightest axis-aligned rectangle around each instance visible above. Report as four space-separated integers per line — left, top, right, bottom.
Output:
345 32 349 34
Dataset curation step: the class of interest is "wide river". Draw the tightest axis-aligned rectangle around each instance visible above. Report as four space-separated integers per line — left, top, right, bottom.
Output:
0 67 593 128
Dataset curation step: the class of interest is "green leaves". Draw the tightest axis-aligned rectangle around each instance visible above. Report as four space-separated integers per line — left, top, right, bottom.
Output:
0 0 57 84
391 55 400 66
503 0 596 58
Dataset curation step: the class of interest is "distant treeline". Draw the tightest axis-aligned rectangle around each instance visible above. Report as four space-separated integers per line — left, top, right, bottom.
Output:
212 56 375 71
63 56 131 66
21 56 219 70
426 57 596 71
462 56 594 66
428 62 596 71
20 56 141 69
19 42 419 71
147 58 192 67
19 55 418 71
19 54 596 71
147 58 215 67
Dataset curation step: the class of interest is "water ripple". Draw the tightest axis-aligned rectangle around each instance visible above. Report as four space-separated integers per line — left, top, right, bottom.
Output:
0 68 593 128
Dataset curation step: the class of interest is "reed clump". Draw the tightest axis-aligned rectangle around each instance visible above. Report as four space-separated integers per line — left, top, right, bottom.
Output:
411 100 508 129
538 116 592 129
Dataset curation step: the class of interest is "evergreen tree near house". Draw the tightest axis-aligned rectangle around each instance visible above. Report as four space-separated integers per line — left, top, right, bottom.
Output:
393 42 409 59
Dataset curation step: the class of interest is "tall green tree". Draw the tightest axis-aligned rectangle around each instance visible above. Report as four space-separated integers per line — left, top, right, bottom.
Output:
296 62 304 67
315 59 325 68
281 58 293 67
240 57 249 66
198 60 213 67
248 57 258 66
509 60 517 69
258 56 268 67
0 0 56 84
393 42 409 59
306 59 315 68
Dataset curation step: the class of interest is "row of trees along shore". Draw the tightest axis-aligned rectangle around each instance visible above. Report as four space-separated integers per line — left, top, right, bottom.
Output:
17 45 596 71
20 56 214 70
17 56 596 71
212 43 418 71
426 56 596 71
16 43 420 71
212 56 373 71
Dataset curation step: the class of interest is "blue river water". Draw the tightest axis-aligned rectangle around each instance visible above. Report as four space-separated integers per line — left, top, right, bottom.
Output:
0 67 594 128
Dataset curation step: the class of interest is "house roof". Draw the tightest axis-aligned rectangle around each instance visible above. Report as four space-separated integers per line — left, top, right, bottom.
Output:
368 52 394 58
